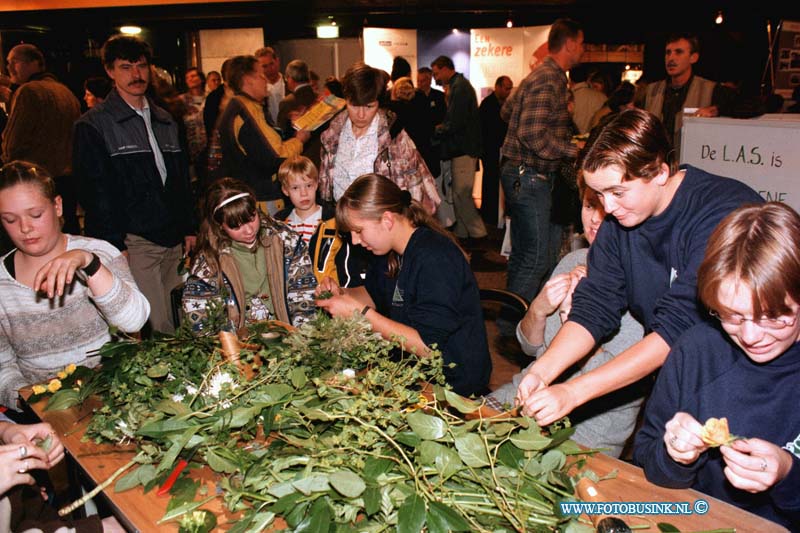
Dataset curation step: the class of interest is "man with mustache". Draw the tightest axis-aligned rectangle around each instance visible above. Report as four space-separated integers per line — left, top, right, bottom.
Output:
644 33 723 158
74 35 195 335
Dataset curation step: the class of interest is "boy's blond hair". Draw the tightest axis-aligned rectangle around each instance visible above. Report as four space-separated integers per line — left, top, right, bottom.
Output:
278 155 318 187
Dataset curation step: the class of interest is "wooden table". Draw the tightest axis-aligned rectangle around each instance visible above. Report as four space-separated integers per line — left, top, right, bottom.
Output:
25 394 787 533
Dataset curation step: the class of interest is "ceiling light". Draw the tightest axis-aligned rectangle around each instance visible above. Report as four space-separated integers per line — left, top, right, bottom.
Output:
317 24 339 39
715 11 723 25
120 26 142 35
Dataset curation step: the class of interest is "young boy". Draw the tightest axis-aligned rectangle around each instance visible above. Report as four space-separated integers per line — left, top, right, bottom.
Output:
275 156 371 287
276 155 324 244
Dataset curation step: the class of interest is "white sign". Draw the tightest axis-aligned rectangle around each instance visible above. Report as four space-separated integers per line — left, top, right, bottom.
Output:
362 28 418 76
470 27 524 98
681 115 800 211
468 25 549 100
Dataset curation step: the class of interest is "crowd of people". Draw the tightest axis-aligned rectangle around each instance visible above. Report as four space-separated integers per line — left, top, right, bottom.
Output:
0 16 798 531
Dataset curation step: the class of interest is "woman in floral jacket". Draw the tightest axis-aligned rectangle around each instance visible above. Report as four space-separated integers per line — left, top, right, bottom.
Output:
182 178 316 333
319 62 440 214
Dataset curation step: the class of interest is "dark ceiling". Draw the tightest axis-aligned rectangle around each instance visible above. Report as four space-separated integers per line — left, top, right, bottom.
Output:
1 1 798 97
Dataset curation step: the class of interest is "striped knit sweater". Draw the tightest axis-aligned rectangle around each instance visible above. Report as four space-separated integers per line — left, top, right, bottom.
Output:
0 235 150 409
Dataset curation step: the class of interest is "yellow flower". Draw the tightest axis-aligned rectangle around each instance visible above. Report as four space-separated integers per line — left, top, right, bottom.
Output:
32 385 47 395
57 371 67 380
47 379 62 393
65 364 77 375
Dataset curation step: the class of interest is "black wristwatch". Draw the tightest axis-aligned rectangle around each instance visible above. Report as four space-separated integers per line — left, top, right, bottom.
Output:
82 253 102 278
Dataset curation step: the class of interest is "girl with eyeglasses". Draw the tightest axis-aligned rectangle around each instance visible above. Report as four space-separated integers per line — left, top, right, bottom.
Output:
634 202 800 529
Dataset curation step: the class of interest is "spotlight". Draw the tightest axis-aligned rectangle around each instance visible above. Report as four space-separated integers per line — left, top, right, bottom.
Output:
120 26 142 35
506 19 513 28
452 29 459 34
715 11 723 25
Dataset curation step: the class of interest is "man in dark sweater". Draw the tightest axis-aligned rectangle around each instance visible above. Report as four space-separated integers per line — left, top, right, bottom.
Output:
516 109 762 428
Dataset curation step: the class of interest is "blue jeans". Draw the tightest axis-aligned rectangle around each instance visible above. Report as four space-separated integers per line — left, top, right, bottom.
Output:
498 161 554 334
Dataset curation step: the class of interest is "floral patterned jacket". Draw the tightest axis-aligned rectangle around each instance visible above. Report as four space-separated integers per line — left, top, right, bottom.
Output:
319 109 441 214
182 217 317 333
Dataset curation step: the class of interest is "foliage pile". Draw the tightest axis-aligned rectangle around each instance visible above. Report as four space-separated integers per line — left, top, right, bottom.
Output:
41 313 597 533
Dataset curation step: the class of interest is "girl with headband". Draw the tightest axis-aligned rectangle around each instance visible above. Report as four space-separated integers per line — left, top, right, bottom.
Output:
182 178 316 333
315 174 491 396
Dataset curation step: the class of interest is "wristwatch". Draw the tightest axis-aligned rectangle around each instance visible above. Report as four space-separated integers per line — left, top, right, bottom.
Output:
82 253 102 278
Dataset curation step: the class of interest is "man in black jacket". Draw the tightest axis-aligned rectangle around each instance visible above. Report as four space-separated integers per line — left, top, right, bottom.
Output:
73 35 195 334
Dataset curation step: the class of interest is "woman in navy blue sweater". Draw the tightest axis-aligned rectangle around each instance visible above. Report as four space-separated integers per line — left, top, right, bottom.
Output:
635 203 800 530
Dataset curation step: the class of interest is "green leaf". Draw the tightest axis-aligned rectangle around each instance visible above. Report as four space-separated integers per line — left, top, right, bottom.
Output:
205 448 238 474
292 473 330 495
44 389 81 411
267 481 296 499
291 367 308 389
426 501 471 532
269 492 303 514
656 523 681 533
540 449 566 473
147 362 170 378
509 425 552 451
213 406 258 430
491 422 517 436
244 512 275 533
397 494 426 533
419 441 463 480
157 495 216 523
138 419 198 439
497 440 525 468
363 457 394 481
362 486 381 516
443 389 481 414
157 428 199 474
406 411 446 440
394 431 421 448
115 465 144 493
557 439 584 455
454 433 490 467
169 477 200 501
294 498 331 533
329 470 366 498
155 399 191 416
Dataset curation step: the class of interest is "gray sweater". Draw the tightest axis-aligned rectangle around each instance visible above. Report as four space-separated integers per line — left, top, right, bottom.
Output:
0 235 150 408
488 248 645 457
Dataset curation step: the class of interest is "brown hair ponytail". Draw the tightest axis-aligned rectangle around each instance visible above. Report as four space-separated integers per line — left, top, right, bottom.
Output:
337 174 465 277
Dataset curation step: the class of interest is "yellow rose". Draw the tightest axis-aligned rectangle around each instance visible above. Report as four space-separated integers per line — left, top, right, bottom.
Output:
32 385 47 395
47 379 62 393
65 364 77 375
57 371 67 380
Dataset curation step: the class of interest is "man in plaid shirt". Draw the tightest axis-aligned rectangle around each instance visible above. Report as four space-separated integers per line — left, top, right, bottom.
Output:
497 18 586 337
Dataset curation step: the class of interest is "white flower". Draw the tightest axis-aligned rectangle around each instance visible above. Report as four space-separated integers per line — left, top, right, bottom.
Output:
342 369 356 379
206 371 237 399
172 393 185 402
185 385 198 395
167 373 176 381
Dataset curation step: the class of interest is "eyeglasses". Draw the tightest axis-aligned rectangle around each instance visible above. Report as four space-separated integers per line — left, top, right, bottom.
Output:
709 310 798 330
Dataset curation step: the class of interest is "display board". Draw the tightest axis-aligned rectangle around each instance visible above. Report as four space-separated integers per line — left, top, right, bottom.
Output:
362 27 418 77
681 115 800 211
